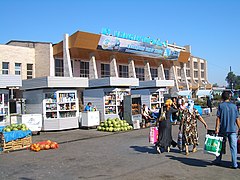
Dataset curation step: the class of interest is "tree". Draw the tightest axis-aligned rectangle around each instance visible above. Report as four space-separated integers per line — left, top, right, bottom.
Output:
212 83 218 87
225 72 240 89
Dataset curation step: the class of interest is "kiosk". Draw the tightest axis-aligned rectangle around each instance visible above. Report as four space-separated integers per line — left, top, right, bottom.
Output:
83 77 139 121
131 80 174 111
21 76 88 131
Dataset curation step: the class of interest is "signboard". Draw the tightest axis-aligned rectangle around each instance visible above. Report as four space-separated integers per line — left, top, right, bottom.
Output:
97 34 181 60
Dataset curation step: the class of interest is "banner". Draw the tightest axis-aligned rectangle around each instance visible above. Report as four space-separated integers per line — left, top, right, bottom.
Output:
97 35 180 60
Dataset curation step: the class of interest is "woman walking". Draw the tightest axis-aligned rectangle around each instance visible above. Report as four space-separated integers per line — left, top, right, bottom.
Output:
180 103 208 155
156 99 178 153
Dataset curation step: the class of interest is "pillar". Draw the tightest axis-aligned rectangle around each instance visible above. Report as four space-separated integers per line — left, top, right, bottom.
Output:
158 64 165 80
110 56 118 77
63 34 73 77
89 54 98 79
128 59 136 78
144 61 152 81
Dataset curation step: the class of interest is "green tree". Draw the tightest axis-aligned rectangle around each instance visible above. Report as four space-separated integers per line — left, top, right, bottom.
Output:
225 72 236 89
225 72 240 89
212 83 218 87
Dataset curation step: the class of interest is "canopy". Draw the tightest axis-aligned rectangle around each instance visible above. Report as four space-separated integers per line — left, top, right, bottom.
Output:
178 90 192 97
196 90 212 97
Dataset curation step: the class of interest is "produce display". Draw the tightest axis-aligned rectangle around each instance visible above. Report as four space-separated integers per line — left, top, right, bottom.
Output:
30 140 59 152
2 124 29 132
97 118 133 132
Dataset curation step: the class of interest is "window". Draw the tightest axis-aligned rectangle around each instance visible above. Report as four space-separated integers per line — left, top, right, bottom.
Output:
15 63 21 75
55 59 63 76
194 71 198 78
186 62 190 68
101 63 110 78
27 64 33 79
186 69 191 77
201 71 204 78
194 62 198 69
150 68 158 80
80 61 89 78
119 65 128 78
177 68 181 77
201 63 204 70
135 67 144 81
164 69 170 80
2 62 9 74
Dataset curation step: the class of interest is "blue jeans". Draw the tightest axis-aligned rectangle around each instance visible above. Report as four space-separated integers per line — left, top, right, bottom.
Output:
215 132 238 168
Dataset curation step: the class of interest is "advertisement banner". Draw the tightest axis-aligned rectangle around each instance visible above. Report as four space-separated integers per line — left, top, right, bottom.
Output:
97 35 180 60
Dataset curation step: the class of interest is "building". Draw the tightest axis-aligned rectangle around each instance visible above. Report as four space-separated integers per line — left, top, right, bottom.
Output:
0 29 212 124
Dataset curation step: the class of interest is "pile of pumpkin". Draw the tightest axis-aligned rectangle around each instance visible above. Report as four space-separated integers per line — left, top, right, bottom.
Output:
30 140 59 152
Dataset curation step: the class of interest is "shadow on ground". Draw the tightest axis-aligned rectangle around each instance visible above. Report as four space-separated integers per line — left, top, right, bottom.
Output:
129 145 157 154
166 154 235 168
129 145 182 155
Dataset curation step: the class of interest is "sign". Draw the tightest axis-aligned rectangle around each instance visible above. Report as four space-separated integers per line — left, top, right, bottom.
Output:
98 34 181 60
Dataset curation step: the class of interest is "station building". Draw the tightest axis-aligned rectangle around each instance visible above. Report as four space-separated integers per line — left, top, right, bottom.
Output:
0 29 212 127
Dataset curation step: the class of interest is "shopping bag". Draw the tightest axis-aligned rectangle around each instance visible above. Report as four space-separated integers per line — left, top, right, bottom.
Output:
149 127 158 144
204 134 223 157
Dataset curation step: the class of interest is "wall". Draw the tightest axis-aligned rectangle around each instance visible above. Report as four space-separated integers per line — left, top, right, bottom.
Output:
0 44 35 80
35 43 53 77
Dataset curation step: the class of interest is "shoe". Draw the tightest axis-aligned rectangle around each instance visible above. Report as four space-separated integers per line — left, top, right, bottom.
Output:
230 166 238 169
185 151 190 156
167 147 170 152
156 146 161 154
192 148 197 153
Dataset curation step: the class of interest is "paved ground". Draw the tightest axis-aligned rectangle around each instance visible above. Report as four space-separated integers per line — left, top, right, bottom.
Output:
0 110 240 180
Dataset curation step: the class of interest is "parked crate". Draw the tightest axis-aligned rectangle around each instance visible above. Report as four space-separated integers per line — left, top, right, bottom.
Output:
1 135 32 152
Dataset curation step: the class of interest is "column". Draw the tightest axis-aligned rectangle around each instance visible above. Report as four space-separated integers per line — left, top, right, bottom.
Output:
180 63 189 90
170 65 179 91
128 59 136 78
158 64 165 80
110 56 118 77
144 61 152 81
89 54 98 79
63 34 73 77
49 44 55 76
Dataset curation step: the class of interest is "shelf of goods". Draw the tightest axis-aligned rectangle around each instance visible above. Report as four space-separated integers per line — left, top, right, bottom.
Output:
104 90 130 115
44 91 78 120
150 90 166 110
0 93 9 124
42 90 79 130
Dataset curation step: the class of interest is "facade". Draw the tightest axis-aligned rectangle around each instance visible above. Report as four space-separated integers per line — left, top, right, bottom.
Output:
0 30 212 97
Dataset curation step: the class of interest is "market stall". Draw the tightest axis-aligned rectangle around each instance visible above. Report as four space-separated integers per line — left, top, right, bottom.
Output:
80 111 100 128
0 124 32 152
123 94 142 128
21 76 88 131
83 77 139 121
0 90 9 127
131 80 174 111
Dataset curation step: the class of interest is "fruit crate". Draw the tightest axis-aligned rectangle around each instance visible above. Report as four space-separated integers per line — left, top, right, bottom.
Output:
1 135 32 152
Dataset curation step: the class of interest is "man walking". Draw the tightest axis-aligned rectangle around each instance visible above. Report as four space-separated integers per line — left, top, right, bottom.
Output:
206 96 212 115
214 91 240 169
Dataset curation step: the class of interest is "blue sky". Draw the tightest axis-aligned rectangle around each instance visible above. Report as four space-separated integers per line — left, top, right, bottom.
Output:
1 0 240 86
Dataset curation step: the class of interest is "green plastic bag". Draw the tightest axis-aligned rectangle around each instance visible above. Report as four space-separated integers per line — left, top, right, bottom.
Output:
204 134 223 157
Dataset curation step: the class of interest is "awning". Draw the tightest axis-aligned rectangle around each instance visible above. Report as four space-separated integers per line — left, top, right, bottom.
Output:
196 90 212 97
178 90 192 97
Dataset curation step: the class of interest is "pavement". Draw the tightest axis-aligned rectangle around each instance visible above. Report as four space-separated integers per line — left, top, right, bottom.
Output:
11 110 208 150
31 110 217 145
1 109 240 180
